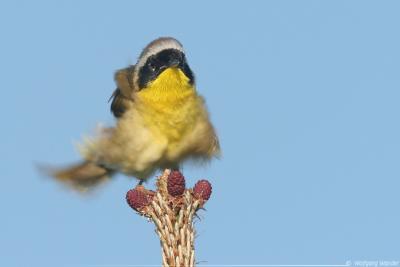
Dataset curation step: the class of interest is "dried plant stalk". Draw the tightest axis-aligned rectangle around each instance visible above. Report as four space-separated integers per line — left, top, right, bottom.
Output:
126 169 212 267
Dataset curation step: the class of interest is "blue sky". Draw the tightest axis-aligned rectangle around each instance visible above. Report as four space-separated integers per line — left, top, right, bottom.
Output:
1 1 399 266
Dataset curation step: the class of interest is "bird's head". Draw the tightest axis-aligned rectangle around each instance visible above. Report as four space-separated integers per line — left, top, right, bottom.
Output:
133 37 195 92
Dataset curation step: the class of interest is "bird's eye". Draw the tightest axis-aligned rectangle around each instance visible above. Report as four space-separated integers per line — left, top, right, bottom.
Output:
148 61 157 72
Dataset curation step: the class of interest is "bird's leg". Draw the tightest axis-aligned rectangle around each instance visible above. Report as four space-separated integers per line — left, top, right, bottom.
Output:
171 164 181 172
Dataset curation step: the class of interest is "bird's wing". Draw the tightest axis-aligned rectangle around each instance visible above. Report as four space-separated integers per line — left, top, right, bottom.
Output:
109 65 135 118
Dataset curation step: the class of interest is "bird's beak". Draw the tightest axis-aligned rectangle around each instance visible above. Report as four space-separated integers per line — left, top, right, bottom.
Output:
168 58 181 67
166 50 184 68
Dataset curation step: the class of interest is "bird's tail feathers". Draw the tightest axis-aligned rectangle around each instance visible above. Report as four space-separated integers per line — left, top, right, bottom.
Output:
39 161 113 192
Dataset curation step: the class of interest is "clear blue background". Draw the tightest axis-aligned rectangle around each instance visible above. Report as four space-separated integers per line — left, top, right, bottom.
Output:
1 1 399 266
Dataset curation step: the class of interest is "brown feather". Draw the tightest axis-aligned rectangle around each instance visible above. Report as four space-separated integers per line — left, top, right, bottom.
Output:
41 161 112 192
109 66 135 118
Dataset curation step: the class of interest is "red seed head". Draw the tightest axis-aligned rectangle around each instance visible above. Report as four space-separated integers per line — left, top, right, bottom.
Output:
193 180 212 201
126 187 152 210
167 170 186 196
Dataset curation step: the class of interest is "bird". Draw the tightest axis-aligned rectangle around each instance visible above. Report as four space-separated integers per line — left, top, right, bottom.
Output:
47 37 220 191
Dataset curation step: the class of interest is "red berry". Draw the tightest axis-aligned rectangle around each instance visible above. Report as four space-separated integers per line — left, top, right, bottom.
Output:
167 170 186 196
193 180 212 200
126 188 152 210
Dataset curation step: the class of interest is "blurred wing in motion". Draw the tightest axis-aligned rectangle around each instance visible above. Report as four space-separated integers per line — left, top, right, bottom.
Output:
109 66 136 118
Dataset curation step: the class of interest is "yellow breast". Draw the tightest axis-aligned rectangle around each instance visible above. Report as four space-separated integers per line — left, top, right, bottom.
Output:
136 68 203 144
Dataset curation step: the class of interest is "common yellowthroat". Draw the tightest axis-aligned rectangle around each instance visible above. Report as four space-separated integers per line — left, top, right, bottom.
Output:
49 37 220 191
